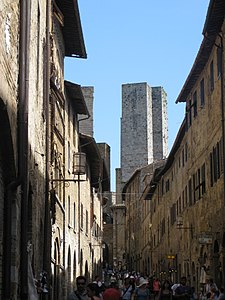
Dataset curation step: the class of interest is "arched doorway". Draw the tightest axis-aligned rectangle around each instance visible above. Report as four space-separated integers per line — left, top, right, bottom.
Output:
85 261 89 280
73 251 76 288
222 233 225 287
80 249 83 275
192 262 196 287
213 240 221 287
67 247 72 294
0 99 16 298
53 238 61 300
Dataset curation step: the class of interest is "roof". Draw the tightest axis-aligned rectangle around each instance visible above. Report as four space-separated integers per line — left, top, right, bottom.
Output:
55 0 87 58
144 166 164 200
79 134 102 188
144 120 186 200
65 80 89 115
176 0 225 103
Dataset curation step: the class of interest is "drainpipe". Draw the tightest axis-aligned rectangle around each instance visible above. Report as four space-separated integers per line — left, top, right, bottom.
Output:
43 0 51 279
19 0 31 298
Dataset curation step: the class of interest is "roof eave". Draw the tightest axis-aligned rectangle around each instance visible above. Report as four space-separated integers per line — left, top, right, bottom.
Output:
64 80 89 115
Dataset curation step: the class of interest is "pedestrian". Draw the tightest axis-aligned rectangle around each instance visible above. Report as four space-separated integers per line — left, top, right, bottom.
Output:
133 277 150 300
153 278 161 300
171 283 180 296
158 280 172 300
205 279 218 295
199 287 207 300
87 282 101 300
190 287 198 300
218 288 225 300
209 287 218 300
121 276 135 300
93 275 103 288
174 276 192 300
67 275 89 300
102 282 121 300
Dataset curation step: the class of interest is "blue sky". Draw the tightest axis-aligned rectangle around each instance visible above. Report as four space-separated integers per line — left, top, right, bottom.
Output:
65 0 210 191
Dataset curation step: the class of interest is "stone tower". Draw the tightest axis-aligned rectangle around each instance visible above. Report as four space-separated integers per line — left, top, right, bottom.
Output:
121 82 168 184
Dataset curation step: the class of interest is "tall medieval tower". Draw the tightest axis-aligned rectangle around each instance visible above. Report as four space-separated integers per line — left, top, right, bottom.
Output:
120 82 168 185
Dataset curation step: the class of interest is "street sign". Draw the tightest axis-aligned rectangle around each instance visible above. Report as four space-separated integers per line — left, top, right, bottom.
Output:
198 235 213 244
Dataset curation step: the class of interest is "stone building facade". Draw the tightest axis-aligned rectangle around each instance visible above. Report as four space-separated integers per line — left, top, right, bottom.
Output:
122 161 165 274
0 1 110 299
0 0 49 298
121 83 168 185
140 0 225 290
117 81 168 274
79 86 94 137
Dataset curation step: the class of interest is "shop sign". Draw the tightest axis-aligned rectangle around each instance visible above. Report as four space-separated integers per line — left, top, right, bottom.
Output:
198 234 213 244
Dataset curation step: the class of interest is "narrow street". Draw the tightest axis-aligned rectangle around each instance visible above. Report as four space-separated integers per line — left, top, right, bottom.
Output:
0 0 225 299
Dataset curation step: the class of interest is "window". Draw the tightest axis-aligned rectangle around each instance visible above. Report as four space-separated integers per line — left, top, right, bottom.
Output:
170 203 176 225
182 190 185 209
185 143 188 162
73 114 76 146
216 142 221 178
68 104 71 137
213 147 218 183
73 203 76 230
200 79 205 107
210 141 222 186
68 196 71 224
178 196 181 214
161 218 165 237
193 91 197 117
196 168 201 200
193 174 196 203
188 100 192 127
182 148 185 167
210 60 214 91
80 203 83 229
217 46 222 78
201 163 206 195
188 178 192 206
86 210 88 235
161 178 164 195
165 179 170 192
185 185 188 206
68 141 70 171
210 153 213 187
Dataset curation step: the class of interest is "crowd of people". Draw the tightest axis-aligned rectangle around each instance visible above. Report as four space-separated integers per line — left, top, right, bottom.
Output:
67 273 225 300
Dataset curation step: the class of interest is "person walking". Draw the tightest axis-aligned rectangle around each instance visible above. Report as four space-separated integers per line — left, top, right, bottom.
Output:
87 283 102 300
174 276 192 300
121 276 135 300
133 277 150 300
218 288 225 300
153 278 161 300
102 281 121 300
67 275 89 300
158 280 172 300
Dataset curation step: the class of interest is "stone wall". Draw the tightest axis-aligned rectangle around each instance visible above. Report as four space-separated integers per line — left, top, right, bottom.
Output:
80 86 94 137
121 82 168 185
